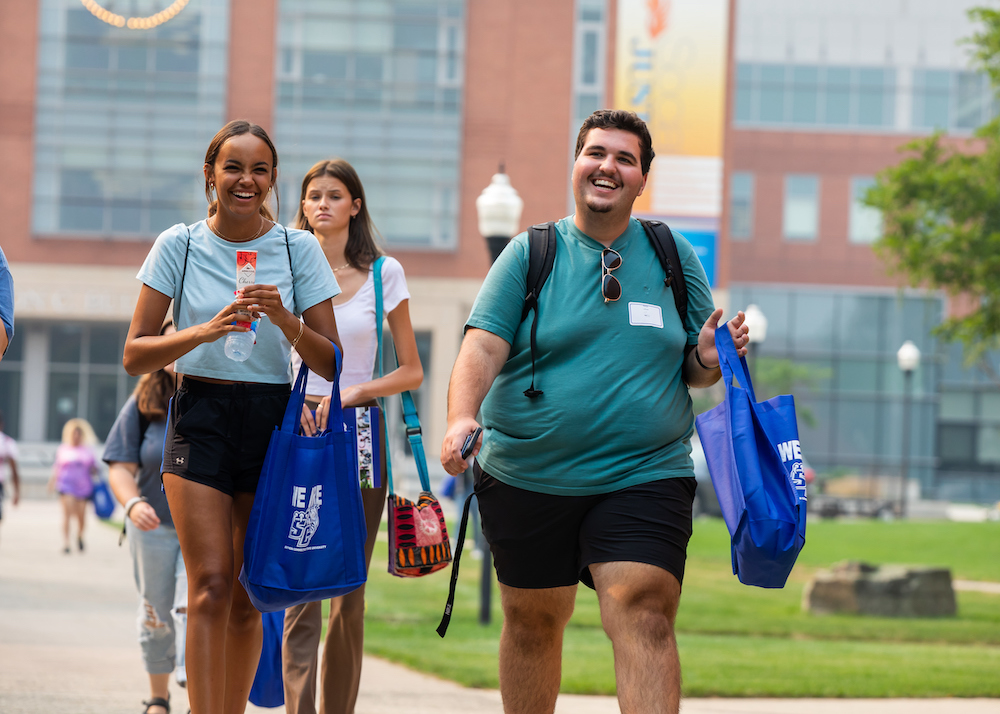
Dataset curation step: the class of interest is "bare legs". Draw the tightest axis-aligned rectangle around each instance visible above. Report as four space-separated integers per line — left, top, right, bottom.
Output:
163 474 261 714
497 583 577 714
591 562 682 714
497 562 682 714
58 494 86 552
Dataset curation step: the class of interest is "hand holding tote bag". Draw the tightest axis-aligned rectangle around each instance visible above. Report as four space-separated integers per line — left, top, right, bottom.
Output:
694 325 808 588
239 346 369 612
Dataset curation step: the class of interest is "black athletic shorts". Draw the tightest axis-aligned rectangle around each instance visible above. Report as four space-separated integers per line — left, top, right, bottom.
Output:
474 463 697 590
162 377 291 496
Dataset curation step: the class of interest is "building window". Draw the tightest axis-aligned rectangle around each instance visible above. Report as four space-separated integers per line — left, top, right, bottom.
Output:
572 0 607 123
33 0 229 238
783 175 819 241
912 69 951 130
735 63 895 131
274 0 466 250
729 172 754 240
0 334 24 439
849 177 881 244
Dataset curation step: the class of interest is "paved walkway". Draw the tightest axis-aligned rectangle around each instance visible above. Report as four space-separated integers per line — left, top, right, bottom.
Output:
1 499 998 714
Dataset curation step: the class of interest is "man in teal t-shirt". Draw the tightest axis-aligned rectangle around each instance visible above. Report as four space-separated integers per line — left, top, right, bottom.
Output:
441 110 751 714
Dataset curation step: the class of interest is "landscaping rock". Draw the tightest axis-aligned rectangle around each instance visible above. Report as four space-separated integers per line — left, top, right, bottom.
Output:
803 560 957 617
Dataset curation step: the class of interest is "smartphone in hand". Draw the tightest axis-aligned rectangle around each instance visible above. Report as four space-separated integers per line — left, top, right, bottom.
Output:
461 427 483 460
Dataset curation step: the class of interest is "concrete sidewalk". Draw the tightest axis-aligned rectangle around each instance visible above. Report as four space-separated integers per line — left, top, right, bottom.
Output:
0 499 997 714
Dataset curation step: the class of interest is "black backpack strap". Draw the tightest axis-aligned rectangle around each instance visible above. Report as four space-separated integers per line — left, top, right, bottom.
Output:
173 225 192 327
639 219 688 328
521 222 556 399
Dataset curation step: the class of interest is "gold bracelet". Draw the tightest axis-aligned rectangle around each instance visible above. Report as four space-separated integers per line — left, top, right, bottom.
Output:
290 321 305 350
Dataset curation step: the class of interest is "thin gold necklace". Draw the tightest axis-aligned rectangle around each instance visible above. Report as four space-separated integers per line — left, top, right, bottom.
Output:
210 215 267 242
332 262 351 272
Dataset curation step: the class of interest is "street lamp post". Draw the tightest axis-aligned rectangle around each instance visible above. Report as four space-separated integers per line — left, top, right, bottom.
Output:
473 166 523 625
896 340 921 519
742 304 768 386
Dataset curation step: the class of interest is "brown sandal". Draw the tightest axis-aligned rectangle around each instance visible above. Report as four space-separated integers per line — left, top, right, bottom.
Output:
141 696 170 714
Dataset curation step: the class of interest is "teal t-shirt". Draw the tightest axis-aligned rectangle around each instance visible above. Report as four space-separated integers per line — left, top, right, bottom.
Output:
137 220 340 383
467 216 715 496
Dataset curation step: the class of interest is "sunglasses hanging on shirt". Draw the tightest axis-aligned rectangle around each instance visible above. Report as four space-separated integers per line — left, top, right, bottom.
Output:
601 248 622 303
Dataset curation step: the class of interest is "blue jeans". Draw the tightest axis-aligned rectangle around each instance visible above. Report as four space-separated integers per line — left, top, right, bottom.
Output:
127 519 187 682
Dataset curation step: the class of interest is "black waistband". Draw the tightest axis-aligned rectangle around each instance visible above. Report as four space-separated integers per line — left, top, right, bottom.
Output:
179 377 291 398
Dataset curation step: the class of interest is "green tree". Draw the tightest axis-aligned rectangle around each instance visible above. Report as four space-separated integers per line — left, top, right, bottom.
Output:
865 7 1000 366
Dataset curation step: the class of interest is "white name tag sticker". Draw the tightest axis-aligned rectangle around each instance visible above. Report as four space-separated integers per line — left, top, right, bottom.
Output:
628 302 663 328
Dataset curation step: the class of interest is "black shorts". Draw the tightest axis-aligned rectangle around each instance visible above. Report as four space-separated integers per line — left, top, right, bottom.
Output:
474 463 697 590
163 378 291 496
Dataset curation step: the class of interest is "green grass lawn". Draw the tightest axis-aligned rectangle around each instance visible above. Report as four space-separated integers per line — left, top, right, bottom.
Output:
359 517 1000 697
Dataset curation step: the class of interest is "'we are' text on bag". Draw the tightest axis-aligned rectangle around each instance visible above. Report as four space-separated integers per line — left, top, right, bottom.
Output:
239 348 369 612
695 325 808 588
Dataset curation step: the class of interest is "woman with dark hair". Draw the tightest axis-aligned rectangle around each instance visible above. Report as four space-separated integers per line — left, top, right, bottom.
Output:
105 320 187 714
282 159 422 714
123 120 342 714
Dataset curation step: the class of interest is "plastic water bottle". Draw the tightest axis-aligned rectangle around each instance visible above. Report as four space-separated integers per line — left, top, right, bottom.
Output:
225 318 257 362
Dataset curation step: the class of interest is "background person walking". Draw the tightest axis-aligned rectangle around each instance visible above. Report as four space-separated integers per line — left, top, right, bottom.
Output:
47 417 98 554
0 410 20 544
283 159 423 714
105 319 187 714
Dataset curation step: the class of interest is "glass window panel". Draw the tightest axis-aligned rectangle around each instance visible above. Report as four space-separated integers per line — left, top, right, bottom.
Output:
581 31 598 85
729 172 753 240
783 174 818 240
758 64 785 123
795 397 832 457
87 374 121 441
837 295 883 353
117 45 148 71
155 46 199 73
50 324 83 363
940 391 976 421
791 292 836 354
355 54 384 81
393 21 438 50
88 326 122 365
735 63 753 122
61 169 102 198
835 399 879 457
66 40 110 70
60 202 104 232
938 424 976 465
304 51 348 80
978 425 1000 463
823 67 851 125
955 71 986 129
835 359 880 393
914 70 950 130
0 372 21 439
111 203 142 233
791 66 818 124
981 392 1000 421
857 68 885 127
849 177 882 243
575 93 600 121
47 372 80 442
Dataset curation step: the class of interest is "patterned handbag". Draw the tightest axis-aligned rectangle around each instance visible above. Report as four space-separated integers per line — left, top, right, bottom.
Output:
374 258 452 578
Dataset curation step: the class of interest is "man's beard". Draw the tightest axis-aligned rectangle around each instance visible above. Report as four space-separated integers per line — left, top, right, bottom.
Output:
583 195 615 213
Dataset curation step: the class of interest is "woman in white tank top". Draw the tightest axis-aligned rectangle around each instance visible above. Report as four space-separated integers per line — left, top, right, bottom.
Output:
283 159 423 714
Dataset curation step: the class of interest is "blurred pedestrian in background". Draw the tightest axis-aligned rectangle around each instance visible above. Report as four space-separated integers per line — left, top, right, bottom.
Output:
47 417 98 554
0 410 20 544
283 159 422 714
123 119 341 714
105 319 187 714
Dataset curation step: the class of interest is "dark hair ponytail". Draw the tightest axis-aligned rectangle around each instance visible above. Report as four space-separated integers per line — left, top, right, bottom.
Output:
204 120 280 221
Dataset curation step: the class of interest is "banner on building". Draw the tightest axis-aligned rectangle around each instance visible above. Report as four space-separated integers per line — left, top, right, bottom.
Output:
615 0 729 285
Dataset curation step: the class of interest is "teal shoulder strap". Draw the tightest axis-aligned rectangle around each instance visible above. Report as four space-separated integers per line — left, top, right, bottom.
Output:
373 256 432 495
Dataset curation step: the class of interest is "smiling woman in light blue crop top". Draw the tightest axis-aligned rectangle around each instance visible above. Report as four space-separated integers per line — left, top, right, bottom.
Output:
123 120 342 714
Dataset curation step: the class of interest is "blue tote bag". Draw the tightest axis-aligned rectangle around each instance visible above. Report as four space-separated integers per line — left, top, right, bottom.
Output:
695 325 808 588
239 347 368 612
91 480 115 520
249 609 285 708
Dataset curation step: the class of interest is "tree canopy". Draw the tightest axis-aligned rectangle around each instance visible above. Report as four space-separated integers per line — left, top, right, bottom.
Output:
866 7 1000 363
